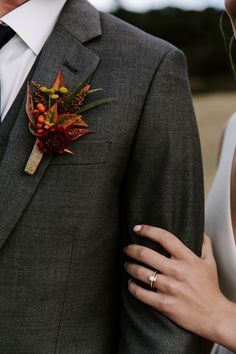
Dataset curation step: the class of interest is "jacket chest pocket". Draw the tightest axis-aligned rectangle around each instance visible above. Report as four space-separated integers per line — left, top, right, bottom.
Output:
49 140 111 166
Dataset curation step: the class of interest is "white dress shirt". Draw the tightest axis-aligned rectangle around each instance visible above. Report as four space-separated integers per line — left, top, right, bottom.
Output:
0 0 67 121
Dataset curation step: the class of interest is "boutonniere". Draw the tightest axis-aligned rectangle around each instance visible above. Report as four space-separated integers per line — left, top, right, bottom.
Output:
24 70 115 175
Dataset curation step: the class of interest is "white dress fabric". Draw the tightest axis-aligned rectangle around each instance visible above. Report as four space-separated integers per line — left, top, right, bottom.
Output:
205 113 236 354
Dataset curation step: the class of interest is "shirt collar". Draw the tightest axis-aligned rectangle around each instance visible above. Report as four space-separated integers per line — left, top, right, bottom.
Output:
1 0 67 55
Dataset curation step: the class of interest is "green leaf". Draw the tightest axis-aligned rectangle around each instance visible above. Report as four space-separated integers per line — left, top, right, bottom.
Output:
64 68 97 104
45 102 58 124
51 70 65 91
58 114 88 128
87 88 103 95
76 98 117 114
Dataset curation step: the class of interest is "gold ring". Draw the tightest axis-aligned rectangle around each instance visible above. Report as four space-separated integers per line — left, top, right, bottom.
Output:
149 271 158 289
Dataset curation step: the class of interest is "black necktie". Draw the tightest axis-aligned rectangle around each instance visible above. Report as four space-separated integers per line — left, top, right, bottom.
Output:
0 24 15 50
0 24 15 122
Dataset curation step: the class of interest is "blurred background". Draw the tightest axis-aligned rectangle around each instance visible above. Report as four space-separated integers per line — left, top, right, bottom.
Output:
89 0 236 195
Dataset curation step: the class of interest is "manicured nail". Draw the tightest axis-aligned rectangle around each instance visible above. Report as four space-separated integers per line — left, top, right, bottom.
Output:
133 225 142 232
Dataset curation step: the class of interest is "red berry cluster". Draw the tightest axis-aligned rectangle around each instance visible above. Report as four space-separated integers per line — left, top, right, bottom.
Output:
33 103 51 135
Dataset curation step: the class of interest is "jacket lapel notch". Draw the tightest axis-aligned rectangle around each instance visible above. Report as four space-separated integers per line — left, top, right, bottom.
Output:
58 0 102 44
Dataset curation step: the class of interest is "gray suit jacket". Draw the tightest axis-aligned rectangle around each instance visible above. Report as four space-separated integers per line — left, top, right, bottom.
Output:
0 0 204 352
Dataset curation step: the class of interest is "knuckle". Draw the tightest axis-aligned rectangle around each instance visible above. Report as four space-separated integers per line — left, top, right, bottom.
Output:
134 266 143 278
186 252 195 261
138 248 148 262
165 282 177 295
158 229 165 242
161 298 175 316
154 292 164 308
154 297 161 309
159 297 171 314
190 256 200 269
172 267 184 281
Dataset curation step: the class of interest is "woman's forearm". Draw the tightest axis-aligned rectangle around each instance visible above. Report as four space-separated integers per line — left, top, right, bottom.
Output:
213 298 236 352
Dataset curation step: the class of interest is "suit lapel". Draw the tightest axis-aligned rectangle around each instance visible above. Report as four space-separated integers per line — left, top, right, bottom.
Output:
0 2 101 249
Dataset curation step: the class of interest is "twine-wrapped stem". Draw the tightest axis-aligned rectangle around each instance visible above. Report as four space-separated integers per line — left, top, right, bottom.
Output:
24 141 43 175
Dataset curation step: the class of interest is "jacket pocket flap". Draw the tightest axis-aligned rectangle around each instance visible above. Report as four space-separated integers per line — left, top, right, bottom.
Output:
49 140 111 165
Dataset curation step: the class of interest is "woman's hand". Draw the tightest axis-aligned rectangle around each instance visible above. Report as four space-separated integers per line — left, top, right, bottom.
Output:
124 226 235 346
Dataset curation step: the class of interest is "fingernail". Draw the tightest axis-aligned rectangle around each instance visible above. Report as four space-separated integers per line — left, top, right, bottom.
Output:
133 225 142 232
124 262 128 269
128 279 133 285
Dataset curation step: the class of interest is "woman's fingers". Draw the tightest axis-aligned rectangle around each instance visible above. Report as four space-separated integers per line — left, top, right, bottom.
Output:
126 262 178 295
133 225 195 260
124 244 173 275
125 263 154 287
128 280 163 308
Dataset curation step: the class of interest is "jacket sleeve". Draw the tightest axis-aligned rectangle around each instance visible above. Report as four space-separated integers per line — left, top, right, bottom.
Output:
118 48 204 353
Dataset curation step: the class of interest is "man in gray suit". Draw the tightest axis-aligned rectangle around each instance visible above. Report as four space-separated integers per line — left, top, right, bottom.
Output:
0 0 204 352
